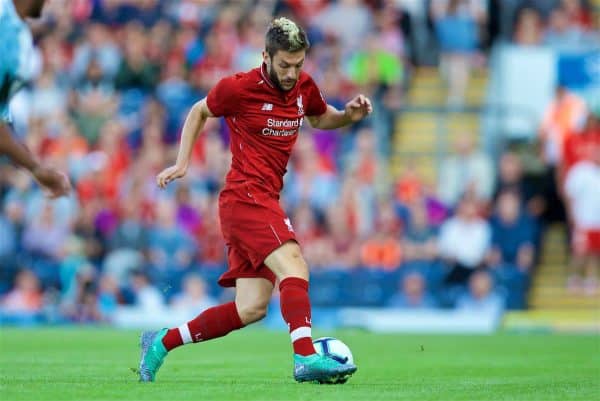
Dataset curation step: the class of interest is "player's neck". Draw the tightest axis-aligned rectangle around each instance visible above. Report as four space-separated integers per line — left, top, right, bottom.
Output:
261 62 294 93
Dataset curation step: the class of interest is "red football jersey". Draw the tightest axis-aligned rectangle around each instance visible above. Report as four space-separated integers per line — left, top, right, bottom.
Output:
206 63 327 196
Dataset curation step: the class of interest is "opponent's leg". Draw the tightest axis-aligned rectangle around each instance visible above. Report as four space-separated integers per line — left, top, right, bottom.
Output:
138 278 272 382
264 240 357 383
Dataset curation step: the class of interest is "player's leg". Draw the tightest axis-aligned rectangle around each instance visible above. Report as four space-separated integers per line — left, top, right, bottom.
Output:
263 241 314 355
264 240 357 383
234 277 274 324
138 278 272 382
161 277 272 348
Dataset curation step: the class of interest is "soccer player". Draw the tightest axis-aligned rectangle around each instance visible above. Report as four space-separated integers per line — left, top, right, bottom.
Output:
140 17 372 384
0 0 70 198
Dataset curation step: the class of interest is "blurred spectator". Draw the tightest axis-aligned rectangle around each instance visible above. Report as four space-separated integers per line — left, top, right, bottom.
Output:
347 33 404 90
285 135 339 213
174 184 202 236
344 128 391 199
147 200 197 271
59 237 93 302
234 20 264 72
102 248 144 285
312 0 372 55
561 111 600 180
45 118 90 180
439 197 491 284
402 202 439 262
30 70 67 120
129 270 164 310
61 265 102 323
1 269 43 317
22 202 70 262
513 7 544 46
323 206 361 270
561 0 593 30
171 274 217 318
488 190 536 271
360 200 402 270
544 6 585 49
107 196 147 251
438 133 494 207
539 86 586 224
71 84 118 146
563 144 600 295
456 270 504 314
387 271 438 309
114 22 160 91
539 86 587 168
156 60 194 139
493 151 546 219
70 23 121 84
0 205 18 270
98 274 121 320
431 0 486 106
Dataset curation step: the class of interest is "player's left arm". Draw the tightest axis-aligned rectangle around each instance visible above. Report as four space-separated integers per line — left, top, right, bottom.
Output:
307 94 372 130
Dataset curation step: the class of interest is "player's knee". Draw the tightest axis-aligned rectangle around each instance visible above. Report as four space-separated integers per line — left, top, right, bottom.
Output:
284 261 309 282
237 302 268 324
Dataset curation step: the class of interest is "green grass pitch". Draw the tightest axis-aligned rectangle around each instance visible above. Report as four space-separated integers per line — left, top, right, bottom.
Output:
0 328 598 400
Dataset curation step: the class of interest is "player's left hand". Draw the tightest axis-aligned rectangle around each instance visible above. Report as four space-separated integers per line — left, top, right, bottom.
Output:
344 94 373 122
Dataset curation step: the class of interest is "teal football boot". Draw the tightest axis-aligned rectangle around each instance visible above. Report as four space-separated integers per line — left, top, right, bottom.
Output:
138 329 168 382
293 353 357 384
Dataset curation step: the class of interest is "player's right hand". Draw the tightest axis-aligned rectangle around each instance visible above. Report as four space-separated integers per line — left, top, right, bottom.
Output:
32 166 71 199
156 165 187 189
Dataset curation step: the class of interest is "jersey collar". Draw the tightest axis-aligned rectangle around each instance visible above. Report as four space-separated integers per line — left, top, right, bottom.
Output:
260 62 276 89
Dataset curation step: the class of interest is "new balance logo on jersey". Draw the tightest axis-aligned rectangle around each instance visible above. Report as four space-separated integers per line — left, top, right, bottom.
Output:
261 103 273 111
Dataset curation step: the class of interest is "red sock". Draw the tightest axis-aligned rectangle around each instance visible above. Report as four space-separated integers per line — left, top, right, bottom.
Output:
279 277 316 356
162 302 244 351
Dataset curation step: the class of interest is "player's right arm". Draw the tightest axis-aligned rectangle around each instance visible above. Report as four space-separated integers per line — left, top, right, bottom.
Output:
0 122 71 198
156 98 214 189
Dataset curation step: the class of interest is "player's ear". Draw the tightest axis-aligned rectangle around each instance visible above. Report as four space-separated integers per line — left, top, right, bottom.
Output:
262 50 270 65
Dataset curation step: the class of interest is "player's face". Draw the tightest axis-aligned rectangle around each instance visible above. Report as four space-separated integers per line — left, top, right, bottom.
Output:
264 50 305 91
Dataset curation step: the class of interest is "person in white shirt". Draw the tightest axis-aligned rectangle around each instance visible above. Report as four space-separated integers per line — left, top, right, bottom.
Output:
438 196 491 284
564 144 600 295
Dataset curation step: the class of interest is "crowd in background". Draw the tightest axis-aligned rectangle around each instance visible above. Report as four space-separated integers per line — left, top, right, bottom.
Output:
0 0 598 325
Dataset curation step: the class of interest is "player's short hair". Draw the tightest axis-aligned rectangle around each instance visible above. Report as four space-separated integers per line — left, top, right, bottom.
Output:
265 17 310 58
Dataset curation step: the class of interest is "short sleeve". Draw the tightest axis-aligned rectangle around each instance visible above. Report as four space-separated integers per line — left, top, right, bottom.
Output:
206 75 240 117
304 76 327 117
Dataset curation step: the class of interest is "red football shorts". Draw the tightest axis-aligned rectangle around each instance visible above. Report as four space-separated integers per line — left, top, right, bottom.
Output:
572 228 600 256
217 185 296 288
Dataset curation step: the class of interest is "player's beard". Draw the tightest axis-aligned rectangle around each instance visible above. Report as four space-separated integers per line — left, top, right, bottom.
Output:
268 66 296 92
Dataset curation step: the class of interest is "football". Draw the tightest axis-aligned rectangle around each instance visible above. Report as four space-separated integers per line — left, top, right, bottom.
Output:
313 337 354 365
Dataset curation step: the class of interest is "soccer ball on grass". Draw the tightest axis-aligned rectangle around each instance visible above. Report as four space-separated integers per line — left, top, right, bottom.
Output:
313 337 354 383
